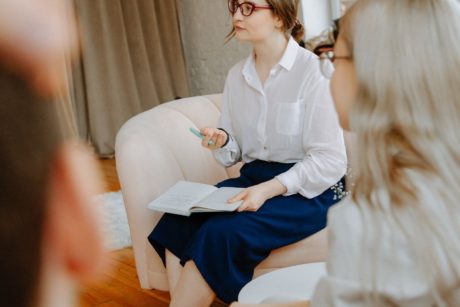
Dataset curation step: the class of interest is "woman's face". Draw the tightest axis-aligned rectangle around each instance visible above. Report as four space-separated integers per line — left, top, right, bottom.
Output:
231 0 282 43
330 34 358 131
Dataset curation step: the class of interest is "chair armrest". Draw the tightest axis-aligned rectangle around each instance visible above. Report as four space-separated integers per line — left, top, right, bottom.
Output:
115 95 236 289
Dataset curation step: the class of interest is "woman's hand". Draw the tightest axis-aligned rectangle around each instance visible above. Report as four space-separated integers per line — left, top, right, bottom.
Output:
228 179 287 212
200 127 228 150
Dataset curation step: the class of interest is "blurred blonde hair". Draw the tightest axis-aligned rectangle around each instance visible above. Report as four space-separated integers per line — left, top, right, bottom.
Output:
342 0 460 305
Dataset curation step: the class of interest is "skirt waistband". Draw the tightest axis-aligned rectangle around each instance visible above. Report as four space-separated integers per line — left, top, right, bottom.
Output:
239 160 295 185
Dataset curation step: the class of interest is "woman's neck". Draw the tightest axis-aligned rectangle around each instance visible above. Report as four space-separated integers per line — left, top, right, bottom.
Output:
252 33 289 69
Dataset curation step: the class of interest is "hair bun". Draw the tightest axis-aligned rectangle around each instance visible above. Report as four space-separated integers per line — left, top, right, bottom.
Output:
292 19 305 43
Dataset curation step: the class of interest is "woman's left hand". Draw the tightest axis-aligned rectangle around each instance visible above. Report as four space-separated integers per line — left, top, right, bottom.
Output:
228 179 287 212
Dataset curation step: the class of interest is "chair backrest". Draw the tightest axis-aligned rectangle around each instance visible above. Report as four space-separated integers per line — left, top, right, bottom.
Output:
115 94 235 288
116 94 231 202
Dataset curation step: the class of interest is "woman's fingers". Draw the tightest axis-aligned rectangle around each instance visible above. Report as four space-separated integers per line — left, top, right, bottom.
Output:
202 134 212 147
199 128 227 149
200 127 211 135
229 190 257 212
200 128 213 147
228 190 248 203
237 202 249 212
210 135 218 146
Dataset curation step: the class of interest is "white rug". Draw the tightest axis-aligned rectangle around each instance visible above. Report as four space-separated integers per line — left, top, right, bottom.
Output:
96 191 132 251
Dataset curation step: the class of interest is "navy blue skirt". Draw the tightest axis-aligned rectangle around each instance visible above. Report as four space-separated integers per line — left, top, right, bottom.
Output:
148 160 344 303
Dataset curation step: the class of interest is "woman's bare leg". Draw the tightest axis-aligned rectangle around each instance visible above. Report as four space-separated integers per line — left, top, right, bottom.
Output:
170 260 215 307
165 249 183 296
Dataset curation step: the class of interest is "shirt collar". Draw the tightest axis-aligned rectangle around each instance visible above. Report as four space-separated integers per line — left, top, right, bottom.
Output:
242 52 255 79
242 36 299 77
278 37 299 71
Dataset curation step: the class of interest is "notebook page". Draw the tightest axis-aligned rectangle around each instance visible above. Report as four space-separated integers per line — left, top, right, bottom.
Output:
193 187 244 212
148 181 217 212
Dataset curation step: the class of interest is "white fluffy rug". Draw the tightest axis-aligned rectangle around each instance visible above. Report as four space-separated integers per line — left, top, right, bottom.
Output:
96 191 132 251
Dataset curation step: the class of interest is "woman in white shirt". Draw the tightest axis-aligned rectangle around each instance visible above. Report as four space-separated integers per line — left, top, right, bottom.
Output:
148 1 347 306
232 0 460 306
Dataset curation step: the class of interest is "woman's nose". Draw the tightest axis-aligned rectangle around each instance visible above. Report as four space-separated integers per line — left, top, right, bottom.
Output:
232 6 244 21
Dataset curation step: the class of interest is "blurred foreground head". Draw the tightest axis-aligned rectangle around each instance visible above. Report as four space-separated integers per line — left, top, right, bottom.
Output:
0 0 105 305
0 71 106 307
0 0 78 98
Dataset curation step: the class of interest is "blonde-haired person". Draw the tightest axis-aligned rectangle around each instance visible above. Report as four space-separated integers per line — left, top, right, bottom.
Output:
148 0 347 306
232 0 460 306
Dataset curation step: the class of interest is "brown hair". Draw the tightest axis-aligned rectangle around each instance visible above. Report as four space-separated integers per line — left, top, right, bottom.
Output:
226 0 305 43
0 69 64 307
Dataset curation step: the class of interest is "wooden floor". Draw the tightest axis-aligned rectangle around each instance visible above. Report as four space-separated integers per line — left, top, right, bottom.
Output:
79 158 226 307
98 158 121 193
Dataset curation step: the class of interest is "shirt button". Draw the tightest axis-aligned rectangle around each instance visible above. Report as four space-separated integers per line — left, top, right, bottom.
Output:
264 146 267 150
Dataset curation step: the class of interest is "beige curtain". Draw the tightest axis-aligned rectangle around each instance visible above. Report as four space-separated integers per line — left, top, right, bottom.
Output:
54 0 79 139
56 68 79 139
73 0 189 156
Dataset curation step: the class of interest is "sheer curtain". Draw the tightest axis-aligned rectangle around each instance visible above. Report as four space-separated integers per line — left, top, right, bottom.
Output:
72 0 189 156
53 0 79 139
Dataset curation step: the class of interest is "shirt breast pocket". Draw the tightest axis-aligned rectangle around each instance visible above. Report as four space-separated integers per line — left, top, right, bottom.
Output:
276 101 303 136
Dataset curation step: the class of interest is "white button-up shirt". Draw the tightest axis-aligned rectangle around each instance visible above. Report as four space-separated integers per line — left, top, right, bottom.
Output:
213 37 347 198
311 197 456 306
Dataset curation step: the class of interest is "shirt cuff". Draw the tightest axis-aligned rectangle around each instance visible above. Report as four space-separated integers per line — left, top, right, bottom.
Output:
219 130 235 150
217 128 230 148
213 133 241 167
275 169 300 196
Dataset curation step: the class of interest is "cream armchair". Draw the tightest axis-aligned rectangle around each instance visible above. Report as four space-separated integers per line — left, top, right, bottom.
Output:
115 94 331 291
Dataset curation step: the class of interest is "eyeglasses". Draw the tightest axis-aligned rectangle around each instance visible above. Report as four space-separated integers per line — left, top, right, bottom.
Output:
318 49 352 79
228 1 273 17
313 19 353 79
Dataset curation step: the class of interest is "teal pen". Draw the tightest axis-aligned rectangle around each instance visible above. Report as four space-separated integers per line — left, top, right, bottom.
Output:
189 127 214 145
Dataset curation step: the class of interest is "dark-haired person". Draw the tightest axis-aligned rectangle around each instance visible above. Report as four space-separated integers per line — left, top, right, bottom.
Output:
0 76 106 307
0 1 105 305
148 1 347 306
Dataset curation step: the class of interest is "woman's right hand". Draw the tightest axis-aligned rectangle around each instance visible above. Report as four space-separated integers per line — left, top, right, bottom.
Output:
200 127 228 150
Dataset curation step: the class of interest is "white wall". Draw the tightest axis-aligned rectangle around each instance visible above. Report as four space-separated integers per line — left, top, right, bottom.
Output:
178 0 250 96
301 0 335 38
330 0 342 19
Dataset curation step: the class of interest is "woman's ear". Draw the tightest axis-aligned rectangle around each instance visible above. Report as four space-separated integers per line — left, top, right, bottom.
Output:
43 142 107 282
274 15 284 29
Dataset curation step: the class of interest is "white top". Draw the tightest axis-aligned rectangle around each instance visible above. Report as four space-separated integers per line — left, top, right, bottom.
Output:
213 37 347 198
238 263 326 304
311 197 456 306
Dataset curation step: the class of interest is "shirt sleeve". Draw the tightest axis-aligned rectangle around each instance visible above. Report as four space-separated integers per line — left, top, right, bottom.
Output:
275 78 347 198
213 75 242 167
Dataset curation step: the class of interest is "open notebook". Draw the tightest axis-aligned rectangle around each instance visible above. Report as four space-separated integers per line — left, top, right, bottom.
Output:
147 181 244 216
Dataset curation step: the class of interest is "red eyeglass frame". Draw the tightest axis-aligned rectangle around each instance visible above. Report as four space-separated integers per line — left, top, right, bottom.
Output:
228 1 273 17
